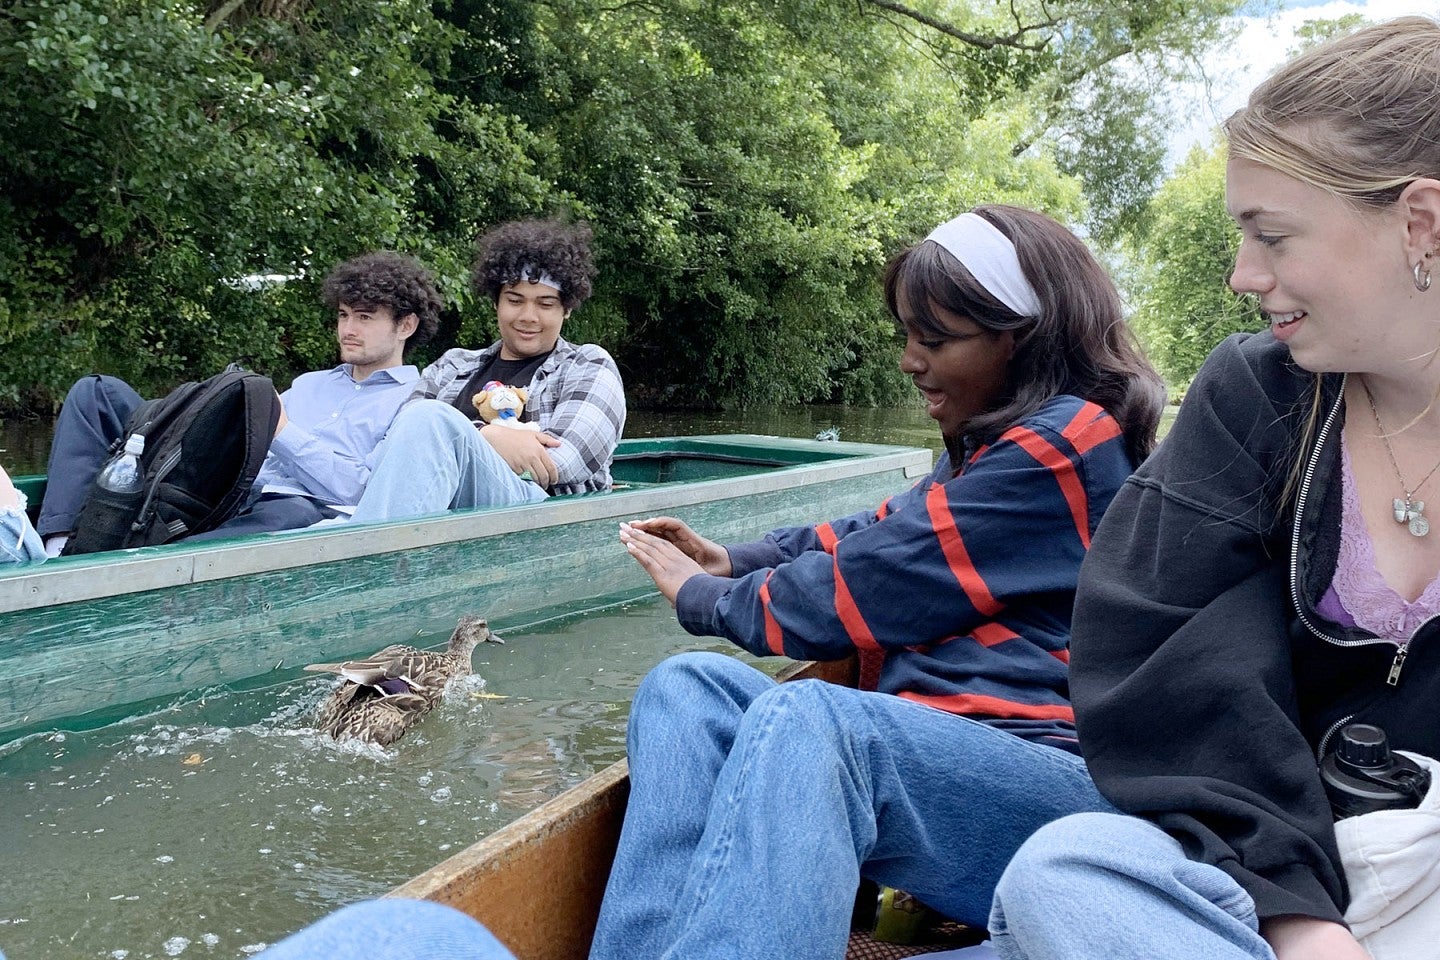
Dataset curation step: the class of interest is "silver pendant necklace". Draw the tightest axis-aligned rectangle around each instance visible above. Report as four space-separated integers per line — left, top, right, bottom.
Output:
1361 380 1440 538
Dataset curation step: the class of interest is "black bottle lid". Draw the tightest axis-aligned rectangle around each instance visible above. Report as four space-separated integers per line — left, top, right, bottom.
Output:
1337 724 1390 768
1321 723 1431 820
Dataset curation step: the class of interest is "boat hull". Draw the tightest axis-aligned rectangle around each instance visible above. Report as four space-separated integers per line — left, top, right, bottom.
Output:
0 436 929 739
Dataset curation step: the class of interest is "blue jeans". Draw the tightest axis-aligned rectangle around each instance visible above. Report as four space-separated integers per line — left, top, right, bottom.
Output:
990 812 1272 960
255 899 516 960
588 652 1113 960
38 374 143 537
348 400 546 524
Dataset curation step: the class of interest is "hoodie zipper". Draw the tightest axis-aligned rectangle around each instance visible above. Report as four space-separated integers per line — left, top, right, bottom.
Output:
1289 376 1358 648
1317 713 1355 760
1291 375 1440 756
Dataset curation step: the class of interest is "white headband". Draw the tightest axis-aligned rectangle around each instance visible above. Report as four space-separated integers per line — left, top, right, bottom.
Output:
924 212 1042 318
518 265 562 293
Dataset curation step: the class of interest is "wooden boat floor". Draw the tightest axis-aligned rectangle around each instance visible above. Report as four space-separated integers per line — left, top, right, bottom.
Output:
846 926 989 958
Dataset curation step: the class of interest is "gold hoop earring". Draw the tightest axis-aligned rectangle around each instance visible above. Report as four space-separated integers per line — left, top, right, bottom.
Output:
1415 261 1432 292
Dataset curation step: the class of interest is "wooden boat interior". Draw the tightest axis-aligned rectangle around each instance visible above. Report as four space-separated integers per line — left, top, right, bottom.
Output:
393 655 989 960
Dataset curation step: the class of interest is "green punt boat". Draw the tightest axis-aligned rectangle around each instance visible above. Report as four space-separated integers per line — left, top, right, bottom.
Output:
0 434 930 741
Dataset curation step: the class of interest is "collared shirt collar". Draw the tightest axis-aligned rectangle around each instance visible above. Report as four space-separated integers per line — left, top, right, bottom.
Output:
334 363 420 385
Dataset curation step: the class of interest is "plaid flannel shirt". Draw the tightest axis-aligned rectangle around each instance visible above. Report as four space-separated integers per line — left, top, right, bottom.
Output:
408 336 625 494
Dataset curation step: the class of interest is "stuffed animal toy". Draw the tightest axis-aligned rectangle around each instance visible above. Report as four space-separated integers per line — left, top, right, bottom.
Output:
473 380 540 430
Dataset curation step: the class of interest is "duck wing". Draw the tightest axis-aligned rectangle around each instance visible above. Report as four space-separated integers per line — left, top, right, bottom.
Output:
304 644 423 688
378 692 428 711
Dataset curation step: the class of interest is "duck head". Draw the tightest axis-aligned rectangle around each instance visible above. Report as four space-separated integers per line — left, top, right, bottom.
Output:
448 615 502 666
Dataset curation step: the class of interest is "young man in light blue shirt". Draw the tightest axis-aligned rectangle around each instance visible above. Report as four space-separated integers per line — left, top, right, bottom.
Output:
37 251 442 552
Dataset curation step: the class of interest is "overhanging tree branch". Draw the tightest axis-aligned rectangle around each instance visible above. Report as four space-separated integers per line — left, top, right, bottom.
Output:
204 0 247 32
859 0 1053 51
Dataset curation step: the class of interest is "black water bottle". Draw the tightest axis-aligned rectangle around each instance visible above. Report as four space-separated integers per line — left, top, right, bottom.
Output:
1320 723 1430 820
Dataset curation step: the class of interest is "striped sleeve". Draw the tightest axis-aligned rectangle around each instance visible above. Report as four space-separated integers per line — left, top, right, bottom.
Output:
681 402 1128 661
734 458 947 574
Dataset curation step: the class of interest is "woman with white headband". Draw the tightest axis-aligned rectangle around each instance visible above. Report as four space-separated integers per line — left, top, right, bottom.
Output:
588 204 1165 959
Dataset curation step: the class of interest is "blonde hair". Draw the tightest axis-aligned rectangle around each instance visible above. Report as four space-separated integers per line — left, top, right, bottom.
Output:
1226 18 1440 514
1225 16 1440 209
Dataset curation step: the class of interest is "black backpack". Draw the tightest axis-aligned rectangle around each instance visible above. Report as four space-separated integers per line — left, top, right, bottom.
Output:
63 368 282 554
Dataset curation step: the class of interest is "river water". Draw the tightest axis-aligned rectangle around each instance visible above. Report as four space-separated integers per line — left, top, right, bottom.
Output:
1 599 779 960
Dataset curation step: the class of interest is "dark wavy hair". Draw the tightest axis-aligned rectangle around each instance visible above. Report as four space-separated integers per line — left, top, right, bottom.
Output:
883 205 1164 463
472 218 597 311
321 251 441 355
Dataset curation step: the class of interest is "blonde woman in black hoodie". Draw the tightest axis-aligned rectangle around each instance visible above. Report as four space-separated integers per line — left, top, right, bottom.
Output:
992 17 1440 960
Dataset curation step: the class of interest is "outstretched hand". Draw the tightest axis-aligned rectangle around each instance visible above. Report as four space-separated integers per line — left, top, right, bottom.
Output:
620 522 710 606
625 516 732 577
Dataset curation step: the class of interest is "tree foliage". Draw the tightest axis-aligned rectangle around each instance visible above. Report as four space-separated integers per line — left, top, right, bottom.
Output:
1126 143 1258 391
857 0 1246 242
0 0 547 408
2 0 1245 413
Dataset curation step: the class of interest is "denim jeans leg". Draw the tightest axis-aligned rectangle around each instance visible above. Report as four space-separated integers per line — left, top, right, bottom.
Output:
254 899 516 960
348 401 546 524
990 812 1273 960
591 652 1114 960
589 652 777 960
186 494 329 542
37 375 144 537
670 682 1112 960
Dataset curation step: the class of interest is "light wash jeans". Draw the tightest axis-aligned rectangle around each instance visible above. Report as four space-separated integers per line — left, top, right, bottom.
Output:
991 812 1274 960
349 400 546 524
588 652 1113 960
255 898 516 959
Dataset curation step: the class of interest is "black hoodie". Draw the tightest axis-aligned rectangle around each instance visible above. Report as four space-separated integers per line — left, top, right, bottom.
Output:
1070 331 1440 924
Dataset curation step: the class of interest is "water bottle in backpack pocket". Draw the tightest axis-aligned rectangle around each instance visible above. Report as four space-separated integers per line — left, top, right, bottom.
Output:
96 434 146 494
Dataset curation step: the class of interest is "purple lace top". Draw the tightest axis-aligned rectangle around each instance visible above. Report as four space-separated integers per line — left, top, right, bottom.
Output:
1316 438 1440 640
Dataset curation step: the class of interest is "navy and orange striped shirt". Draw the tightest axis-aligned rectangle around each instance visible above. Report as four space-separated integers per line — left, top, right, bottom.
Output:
674 395 1137 753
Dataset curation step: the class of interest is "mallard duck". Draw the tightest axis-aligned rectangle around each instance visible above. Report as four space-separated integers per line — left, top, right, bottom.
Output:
304 615 502 746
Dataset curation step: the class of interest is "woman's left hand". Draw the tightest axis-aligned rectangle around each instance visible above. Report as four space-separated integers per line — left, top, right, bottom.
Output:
620 521 709 606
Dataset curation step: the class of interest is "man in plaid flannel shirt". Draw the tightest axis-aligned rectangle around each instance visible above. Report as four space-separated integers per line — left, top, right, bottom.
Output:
347 219 625 524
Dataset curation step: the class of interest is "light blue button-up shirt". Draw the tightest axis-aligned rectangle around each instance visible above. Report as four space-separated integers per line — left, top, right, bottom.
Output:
255 363 419 506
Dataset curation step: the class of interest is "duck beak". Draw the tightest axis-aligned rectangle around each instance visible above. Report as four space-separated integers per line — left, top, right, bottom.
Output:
485 631 505 645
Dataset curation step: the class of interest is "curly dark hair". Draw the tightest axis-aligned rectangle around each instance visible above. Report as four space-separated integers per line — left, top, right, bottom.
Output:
321 251 442 354
472 219 597 311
